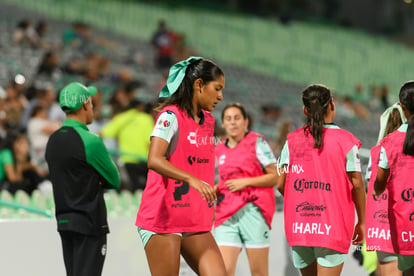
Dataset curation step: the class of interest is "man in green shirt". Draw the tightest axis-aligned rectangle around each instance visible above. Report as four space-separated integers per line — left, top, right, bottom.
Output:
45 82 120 276
101 99 153 191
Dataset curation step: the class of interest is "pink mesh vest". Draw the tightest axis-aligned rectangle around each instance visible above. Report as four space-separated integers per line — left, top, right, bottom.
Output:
366 145 394 253
381 130 414 254
215 132 276 228
284 126 361 253
136 105 216 233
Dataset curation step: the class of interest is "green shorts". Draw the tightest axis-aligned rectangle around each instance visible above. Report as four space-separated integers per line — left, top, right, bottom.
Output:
137 227 157 248
213 203 270 248
398 254 414 271
292 246 348 269
376 251 398 263
137 227 194 248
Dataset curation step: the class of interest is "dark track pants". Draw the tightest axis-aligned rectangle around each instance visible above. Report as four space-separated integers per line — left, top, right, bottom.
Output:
59 231 107 276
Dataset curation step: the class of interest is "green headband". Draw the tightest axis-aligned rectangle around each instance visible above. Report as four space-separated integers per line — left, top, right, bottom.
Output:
159 56 203 98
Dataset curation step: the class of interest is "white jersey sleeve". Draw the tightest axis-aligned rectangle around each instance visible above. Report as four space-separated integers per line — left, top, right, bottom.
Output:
151 111 178 143
256 136 277 167
346 145 362 172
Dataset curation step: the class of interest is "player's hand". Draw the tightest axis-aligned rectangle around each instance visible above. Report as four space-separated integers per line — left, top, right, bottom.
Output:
214 183 220 196
188 177 217 203
352 222 365 245
224 179 247 192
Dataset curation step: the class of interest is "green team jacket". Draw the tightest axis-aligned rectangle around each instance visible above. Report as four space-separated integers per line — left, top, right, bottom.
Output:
45 119 120 235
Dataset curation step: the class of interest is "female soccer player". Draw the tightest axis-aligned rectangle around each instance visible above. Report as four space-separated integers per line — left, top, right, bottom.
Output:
277 84 366 276
214 103 278 276
136 56 227 276
366 102 405 276
374 81 414 275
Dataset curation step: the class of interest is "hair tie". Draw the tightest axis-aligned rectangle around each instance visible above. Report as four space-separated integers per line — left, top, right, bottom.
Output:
321 96 332 108
377 102 407 144
159 56 203 98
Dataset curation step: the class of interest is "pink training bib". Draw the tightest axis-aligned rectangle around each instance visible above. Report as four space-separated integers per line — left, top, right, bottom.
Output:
380 130 414 254
215 132 276 228
136 105 216 233
284 126 361 253
366 145 394 253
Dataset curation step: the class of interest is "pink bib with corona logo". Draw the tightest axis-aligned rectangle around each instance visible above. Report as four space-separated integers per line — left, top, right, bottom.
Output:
284 126 361 253
366 145 394 253
136 105 216 233
215 132 276 228
381 130 414 254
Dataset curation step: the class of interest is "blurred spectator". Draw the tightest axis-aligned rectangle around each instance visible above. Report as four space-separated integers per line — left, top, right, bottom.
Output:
20 84 65 130
109 67 136 85
109 80 143 116
335 94 370 120
27 105 61 173
0 86 8 140
12 19 37 47
349 84 371 119
62 21 91 49
12 19 29 44
368 84 381 111
87 89 108 134
36 51 61 78
4 76 29 130
334 95 355 119
101 99 154 191
380 84 390 110
19 20 57 50
61 54 86 75
275 119 293 156
151 19 177 70
0 131 45 195
352 83 368 104
63 21 118 52
172 33 197 64
144 101 158 120
155 69 169 95
61 51 114 82
83 52 110 81
253 104 283 150
33 20 51 49
254 104 296 155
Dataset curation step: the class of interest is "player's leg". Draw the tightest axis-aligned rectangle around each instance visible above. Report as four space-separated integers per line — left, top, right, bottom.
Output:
315 247 347 276
218 246 241 276
377 251 401 276
245 247 270 276
241 203 271 276
292 246 317 276
398 254 414 276
213 215 243 276
181 231 227 276
139 228 182 276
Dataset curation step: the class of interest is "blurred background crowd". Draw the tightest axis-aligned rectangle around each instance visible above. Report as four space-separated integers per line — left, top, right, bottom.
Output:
0 0 413 197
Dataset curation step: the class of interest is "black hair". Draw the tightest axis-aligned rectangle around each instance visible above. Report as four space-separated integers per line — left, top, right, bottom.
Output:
221 103 248 121
156 59 224 117
35 21 46 34
17 20 29 29
124 80 142 93
399 81 414 156
221 102 252 131
30 104 47 118
302 84 332 149
2 130 26 152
